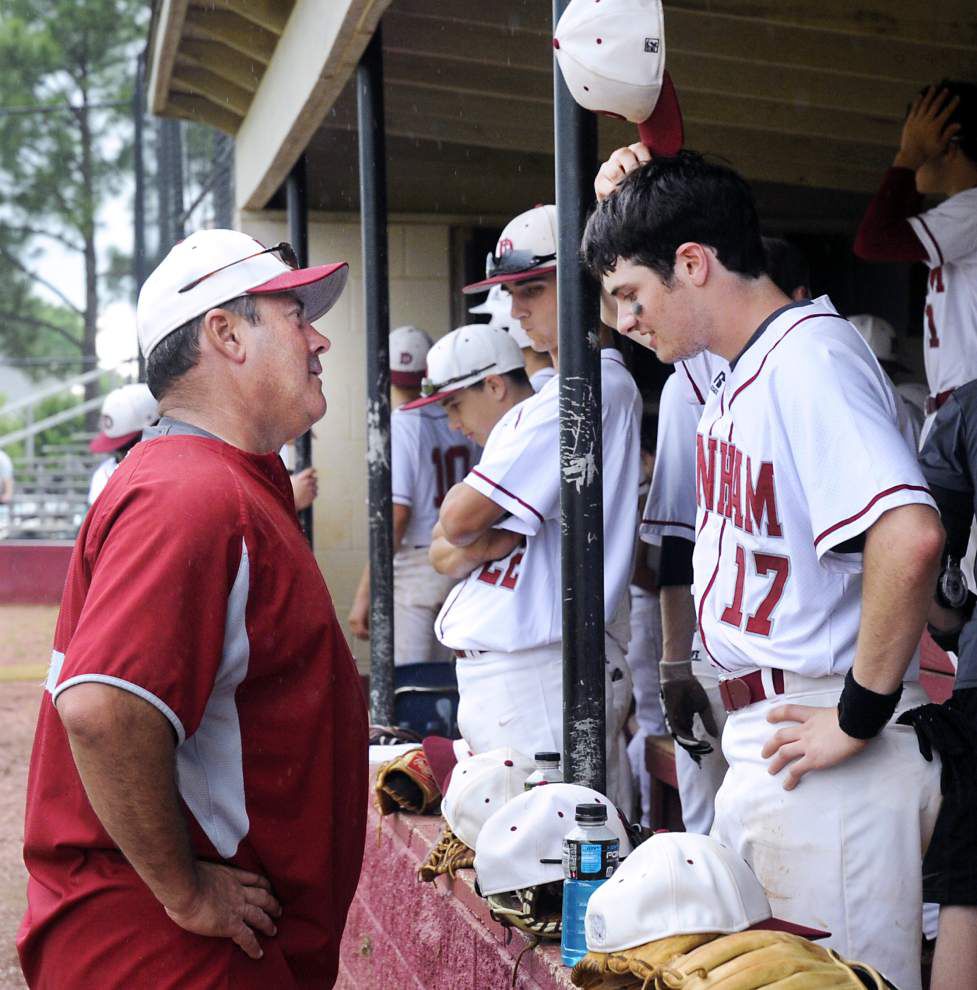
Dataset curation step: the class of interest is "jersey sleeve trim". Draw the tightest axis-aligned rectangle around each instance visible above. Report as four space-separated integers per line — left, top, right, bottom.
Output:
813 483 932 553
641 517 695 531
52 674 187 744
912 215 944 267
468 468 545 525
391 493 414 506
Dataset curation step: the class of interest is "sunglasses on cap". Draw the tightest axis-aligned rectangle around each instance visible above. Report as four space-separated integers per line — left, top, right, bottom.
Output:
177 241 299 294
421 363 496 398
484 249 556 281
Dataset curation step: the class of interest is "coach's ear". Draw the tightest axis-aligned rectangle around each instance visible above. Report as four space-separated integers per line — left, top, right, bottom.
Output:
674 242 711 288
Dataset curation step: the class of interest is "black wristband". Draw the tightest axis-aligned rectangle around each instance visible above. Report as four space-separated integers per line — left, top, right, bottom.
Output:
837 668 903 740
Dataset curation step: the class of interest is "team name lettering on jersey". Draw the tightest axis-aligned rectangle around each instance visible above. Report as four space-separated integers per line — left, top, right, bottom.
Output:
696 436 783 538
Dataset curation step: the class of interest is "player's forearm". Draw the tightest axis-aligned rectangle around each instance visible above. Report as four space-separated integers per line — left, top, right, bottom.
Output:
853 504 944 693
660 584 696 661
429 526 521 579
57 683 200 913
853 168 926 263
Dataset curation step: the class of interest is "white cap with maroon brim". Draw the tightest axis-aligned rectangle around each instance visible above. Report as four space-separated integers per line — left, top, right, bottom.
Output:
137 228 348 359
584 832 830 953
441 747 535 851
474 783 634 897
553 0 684 156
462 205 558 295
469 285 533 349
389 325 434 387
89 383 159 453
400 323 525 411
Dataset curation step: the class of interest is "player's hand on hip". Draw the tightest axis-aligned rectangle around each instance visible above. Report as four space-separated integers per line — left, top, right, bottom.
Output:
595 142 653 201
164 861 282 959
762 704 868 791
895 85 961 170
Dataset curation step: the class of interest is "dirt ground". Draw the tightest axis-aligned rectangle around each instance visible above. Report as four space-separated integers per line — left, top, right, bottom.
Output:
0 605 58 990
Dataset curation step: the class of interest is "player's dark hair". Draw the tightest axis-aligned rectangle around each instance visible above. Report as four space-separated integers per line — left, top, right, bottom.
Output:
146 295 260 400
582 151 767 283
467 368 532 393
927 79 977 164
761 237 810 298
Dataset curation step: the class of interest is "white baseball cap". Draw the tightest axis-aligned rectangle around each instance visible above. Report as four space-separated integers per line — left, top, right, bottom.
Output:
137 229 348 359
463 205 558 295
848 313 906 368
389 325 434 388
469 285 534 349
89 383 159 453
553 0 684 156
441 747 535 850
400 323 525 411
584 832 829 953
474 783 634 897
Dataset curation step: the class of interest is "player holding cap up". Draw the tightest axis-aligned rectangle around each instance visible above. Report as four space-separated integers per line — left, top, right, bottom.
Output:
348 324 478 664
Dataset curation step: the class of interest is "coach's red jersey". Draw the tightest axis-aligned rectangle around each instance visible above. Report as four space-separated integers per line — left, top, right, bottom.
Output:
18 432 368 989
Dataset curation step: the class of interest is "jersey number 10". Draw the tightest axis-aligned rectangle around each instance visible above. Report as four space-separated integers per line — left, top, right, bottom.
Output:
433 446 473 508
720 545 790 637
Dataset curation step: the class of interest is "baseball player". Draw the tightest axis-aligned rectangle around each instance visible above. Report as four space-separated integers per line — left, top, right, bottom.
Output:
348 325 479 664
87 383 159 504
855 81 977 427
427 206 642 811
469 284 556 392
585 149 944 990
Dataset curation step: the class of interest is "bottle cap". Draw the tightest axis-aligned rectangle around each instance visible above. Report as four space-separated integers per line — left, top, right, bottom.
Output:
575 802 607 824
534 751 561 763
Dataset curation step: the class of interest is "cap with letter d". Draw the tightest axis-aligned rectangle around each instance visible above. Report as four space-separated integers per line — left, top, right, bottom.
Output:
400 323 525 410
389 325 434 387
469 284 533 349
463 205 558 295
553 0 684 155
89 383 159 454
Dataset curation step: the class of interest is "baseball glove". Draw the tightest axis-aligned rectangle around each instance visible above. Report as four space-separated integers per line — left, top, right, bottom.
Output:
572 930 893 990
369 723 423 747
572 933 719 989
374 747 441 816
418 820 474 882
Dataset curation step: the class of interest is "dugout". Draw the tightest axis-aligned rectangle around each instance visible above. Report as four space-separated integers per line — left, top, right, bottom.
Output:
143 0 975 982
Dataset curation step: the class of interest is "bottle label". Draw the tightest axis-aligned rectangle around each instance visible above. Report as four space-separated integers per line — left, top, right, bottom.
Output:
564 837 619 879
579 843 602 873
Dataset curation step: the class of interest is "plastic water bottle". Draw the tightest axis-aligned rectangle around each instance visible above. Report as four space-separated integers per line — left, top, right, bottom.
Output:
524 752 563 790
561 803 619 966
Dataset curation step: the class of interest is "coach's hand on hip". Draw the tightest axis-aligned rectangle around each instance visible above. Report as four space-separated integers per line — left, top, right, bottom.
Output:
762 705 868 791
595 142 652 201
164 861 282 960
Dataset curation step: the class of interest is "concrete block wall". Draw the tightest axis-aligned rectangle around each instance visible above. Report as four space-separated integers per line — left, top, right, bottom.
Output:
238 211 453 668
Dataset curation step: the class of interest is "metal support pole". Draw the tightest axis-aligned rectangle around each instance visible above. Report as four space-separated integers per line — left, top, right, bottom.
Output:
287 155 314 547
133 52 147 381
554 0 605 793
357 26 395 726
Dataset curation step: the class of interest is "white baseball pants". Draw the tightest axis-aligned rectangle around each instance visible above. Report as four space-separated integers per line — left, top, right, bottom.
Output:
710 676 942 990
393 547 456 666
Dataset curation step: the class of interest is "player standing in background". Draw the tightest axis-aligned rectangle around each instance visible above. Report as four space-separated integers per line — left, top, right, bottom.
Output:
429 206 641 811
585 150 944 989
855 81 977 429
349 324 478 664
87 383 159 505
469 284 555 392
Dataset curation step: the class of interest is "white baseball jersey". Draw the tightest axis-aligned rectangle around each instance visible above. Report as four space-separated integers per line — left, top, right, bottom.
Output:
436 350 641 652
391 404 479 548
640 351 726 546
530 365 557 392
907 186 977 396
87 457 117 505
692 296 935 679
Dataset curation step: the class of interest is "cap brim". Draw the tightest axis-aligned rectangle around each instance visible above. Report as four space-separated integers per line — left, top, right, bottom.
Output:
400 387 463 411
636 71 684 157
751 917 831 940
89 429 141 454
462 264 557 296
249 261 349 322
422 735 459 795
391 370 425 388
